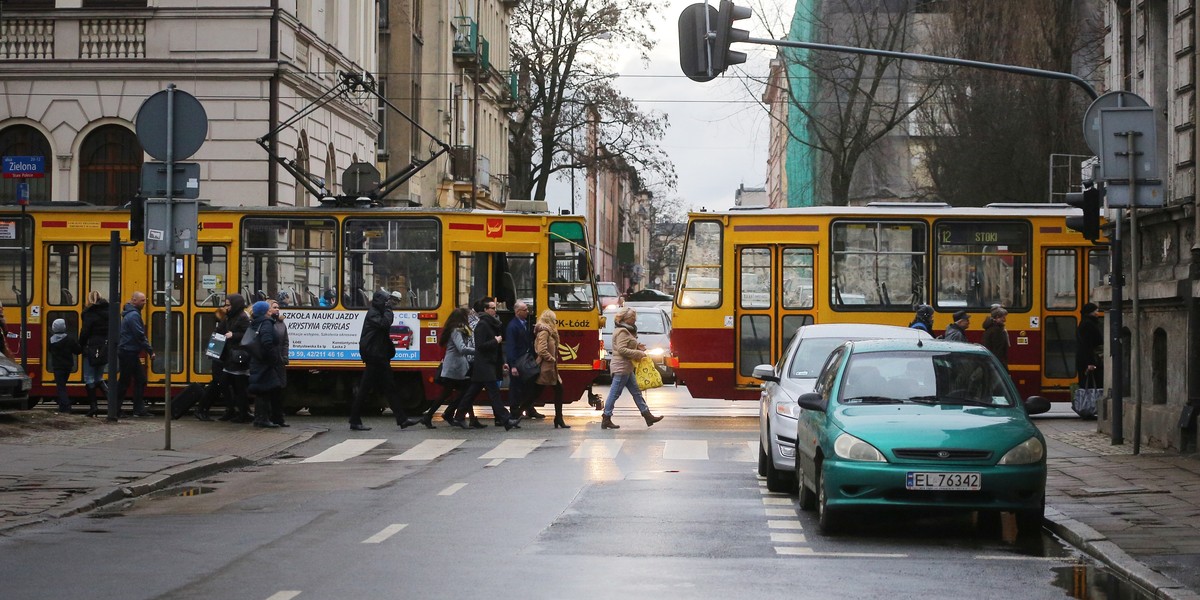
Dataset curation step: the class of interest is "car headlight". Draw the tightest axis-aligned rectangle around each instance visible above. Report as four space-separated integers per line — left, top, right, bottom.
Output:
997 436 1045 465
774 401 798 419
833 433 886 462
646 347 666 357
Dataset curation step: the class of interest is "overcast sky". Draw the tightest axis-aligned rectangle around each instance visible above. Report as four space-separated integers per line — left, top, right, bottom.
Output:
547 1 782 215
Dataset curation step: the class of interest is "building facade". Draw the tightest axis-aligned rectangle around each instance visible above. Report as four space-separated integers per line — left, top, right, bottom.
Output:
0 1 378 208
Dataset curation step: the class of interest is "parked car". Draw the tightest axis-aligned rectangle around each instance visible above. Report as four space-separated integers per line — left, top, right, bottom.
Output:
597 305 674 384
597 281 621 312
752 323 931 493
0 352 34 410
781 338 1050 535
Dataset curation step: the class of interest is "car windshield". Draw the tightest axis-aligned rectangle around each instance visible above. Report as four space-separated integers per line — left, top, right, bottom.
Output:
597 283 619 297
838 351 1017 407
603 311 667 335
789 337 862 378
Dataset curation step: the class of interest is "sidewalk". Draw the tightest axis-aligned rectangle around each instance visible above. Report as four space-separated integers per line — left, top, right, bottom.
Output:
1039 414 1200 599
2 410 1200 598
0 412 324 534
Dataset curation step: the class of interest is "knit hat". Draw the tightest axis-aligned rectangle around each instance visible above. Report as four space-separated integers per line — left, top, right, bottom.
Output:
252 300 270 318
990 306 1008 319
52 318 66 333
1082 302 1099 316
952 310 969 322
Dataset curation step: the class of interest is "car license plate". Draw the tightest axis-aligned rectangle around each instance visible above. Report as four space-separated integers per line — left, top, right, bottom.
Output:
906 471 980 491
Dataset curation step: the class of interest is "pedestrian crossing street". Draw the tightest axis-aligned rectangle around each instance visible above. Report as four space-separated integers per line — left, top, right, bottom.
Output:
297 437 759 464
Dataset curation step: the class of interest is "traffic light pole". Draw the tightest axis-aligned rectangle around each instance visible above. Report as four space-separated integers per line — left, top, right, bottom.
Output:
745 37 1099 101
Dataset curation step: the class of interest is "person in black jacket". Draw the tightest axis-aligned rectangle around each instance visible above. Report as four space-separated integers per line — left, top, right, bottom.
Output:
350 290 421 431
78 291 110 417
112 291 154 420
452 298 520 431
218 294 253 423
247 301 283 428
49 318 82 413
1077 302 1104 387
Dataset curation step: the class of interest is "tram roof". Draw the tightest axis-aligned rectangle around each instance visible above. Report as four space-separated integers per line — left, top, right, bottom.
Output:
693 202 1082 218
0 200 571 218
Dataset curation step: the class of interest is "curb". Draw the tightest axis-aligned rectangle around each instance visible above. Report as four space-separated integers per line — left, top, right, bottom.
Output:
1044 506 1200 600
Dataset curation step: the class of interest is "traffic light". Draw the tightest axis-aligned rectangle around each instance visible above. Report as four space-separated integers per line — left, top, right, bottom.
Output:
129 196 145 242
678 3 719 82
1065 186 1102 241
712 0 752 74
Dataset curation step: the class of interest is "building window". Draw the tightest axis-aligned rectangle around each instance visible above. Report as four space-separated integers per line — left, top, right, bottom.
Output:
0 124 51 202
79 124 141 206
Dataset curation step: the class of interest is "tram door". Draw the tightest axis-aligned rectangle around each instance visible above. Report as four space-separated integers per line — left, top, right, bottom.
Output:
41 241 125 388
146 244 230 385
734 245 816 387
1041 246 1110 399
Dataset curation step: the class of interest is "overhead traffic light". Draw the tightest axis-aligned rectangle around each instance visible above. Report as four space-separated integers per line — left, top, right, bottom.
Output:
677 1 752 82
712 0 752 74
678 3 719 82
1065 185 1102 242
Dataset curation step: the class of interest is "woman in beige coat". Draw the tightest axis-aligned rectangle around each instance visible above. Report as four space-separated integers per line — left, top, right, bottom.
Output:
601 307 664 429
524 309 570 429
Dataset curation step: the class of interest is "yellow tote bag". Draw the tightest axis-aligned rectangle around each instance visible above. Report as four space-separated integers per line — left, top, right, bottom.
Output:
634 356 663 390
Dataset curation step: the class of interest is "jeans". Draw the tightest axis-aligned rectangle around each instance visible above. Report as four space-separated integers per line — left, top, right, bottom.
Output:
82 359 106 386
603 372 648 417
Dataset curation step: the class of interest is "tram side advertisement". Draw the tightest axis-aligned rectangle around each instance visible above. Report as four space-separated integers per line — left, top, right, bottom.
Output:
282 310 420 361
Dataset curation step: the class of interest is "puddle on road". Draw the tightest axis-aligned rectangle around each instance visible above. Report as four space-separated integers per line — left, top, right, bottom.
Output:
1051 562 1155 599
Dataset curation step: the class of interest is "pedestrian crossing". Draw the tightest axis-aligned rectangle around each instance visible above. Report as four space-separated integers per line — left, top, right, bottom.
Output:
294 437 758 464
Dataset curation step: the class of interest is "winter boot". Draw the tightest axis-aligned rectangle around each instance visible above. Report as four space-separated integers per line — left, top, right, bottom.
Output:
642 411 664 427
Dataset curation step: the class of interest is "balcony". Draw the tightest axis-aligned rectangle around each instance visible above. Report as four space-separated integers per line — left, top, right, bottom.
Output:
452 16 479 67
497 70 518 110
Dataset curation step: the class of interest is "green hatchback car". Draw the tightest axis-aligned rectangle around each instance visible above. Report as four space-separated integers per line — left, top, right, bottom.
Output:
793 338 1051 535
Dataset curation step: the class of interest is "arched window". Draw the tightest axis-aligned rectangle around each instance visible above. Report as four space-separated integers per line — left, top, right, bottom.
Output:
0 124 52 203
79 124 142 206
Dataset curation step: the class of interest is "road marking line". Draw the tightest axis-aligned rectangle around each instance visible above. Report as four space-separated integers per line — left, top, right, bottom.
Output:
301 439 386 463
762 497 793 505
485 459 505 467
389 439 464 461
481 439 544 459
663 440 708 460
975 555 1075 561
758 488 771 495
770 532 807 543
775 548 907 557
767 520 803 529
571 438 624 459
362 523 407 544
264 592 302 600
765 508 797 517
438 483 468 496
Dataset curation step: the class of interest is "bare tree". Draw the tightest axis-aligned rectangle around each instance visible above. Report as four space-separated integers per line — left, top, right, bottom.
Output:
913 0 1103 206
753 0 942 206
509 0 675 202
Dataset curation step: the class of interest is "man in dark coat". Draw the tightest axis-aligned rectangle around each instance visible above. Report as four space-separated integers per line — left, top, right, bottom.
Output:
351 290 421 431
1076 302 1104 387
112 291 154 421
247 301 282 428
981 306 1009 369
453 298 520 430
504 301 545 420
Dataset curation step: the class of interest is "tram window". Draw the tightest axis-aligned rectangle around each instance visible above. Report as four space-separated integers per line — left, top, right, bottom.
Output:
47 244 79 306
739 314 771 377
150 311 184 374
194 245 227 308
831 221 926 310
782 248 814 309
548 222 593 310
781 314 814 348
679 220 721 308
0 218 31 306
344 218 440 310
194 312 216 375
933 221 1030 311
740 248 771 309
505 254 535 311
242 217 336 308
88 244 113 305
455 252 490 309
1044 315 1078 379
1045 249 1077 310
151 256 184 307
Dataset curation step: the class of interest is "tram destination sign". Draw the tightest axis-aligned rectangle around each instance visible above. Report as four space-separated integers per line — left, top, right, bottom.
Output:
2 156 44 179
937 223 1025 246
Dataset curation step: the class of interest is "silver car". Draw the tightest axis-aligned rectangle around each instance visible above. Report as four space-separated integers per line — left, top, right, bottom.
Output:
599 305 674 384
752 323 932 493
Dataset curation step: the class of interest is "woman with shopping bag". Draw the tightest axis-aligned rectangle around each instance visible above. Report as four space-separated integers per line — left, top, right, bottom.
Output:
601 307 663 430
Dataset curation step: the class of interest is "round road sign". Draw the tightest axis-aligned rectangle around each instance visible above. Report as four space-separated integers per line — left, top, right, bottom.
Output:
135 87 209 161
1082 91 1148 155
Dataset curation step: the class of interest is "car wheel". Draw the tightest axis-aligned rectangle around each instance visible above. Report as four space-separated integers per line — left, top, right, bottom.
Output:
816 466 840 535
796 460 817 511
757 440 769 477
764 451 792 494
